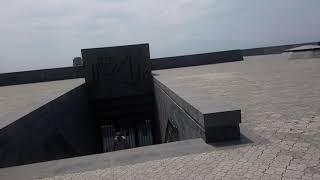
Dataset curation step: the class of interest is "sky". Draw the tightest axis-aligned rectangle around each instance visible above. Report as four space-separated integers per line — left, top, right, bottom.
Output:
1 0 320 73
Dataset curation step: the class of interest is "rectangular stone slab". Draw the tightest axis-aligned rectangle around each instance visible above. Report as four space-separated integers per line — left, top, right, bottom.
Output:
81 44 153 99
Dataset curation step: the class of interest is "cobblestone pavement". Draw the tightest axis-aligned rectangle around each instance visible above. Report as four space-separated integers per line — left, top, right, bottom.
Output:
40 54 320 180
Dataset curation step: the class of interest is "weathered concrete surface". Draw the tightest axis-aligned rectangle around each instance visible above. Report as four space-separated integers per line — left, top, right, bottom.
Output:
0 79 101 168
0 67 83 86
34 53 320 179
151 50 243 70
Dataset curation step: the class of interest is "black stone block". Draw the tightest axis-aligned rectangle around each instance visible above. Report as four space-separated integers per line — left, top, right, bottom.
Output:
204 125 240 143
81 44 153 99
204 110 241 127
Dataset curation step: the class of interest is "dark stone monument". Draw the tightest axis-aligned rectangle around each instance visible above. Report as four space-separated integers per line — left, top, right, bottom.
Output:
81 44 153 100
81 44 155 150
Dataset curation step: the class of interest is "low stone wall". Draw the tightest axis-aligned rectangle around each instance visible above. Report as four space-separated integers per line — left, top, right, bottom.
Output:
0 84 101 168
1 41 318 87
0 50 242 86
0 66 83 86
288 50 320 60
242 42 319 56
151 50 243 70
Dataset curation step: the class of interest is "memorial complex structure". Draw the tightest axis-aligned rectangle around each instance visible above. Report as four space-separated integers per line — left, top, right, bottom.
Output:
0 41 320 179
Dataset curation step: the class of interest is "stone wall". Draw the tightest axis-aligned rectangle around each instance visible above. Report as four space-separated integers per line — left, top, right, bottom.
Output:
1 42 319 87
0 66 83 86
242 41 319 56
0 84 101 168
151 50 243 70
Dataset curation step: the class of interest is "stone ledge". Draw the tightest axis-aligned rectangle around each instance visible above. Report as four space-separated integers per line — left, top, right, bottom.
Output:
153 76 241 143
154 77 241 143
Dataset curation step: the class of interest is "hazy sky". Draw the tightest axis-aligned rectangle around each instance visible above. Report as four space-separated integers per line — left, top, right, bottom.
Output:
1 0 320 73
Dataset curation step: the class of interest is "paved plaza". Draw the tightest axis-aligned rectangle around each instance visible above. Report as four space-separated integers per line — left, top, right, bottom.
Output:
39 53 320 179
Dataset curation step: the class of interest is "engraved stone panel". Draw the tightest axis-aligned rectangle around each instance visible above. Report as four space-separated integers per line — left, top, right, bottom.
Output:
164 119 180 143
81 44 152 99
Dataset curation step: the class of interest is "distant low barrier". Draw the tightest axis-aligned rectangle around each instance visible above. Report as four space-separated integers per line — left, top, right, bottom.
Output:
151 49 243 70
242 42 319 56
0 66 84 86
1 41 319 86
